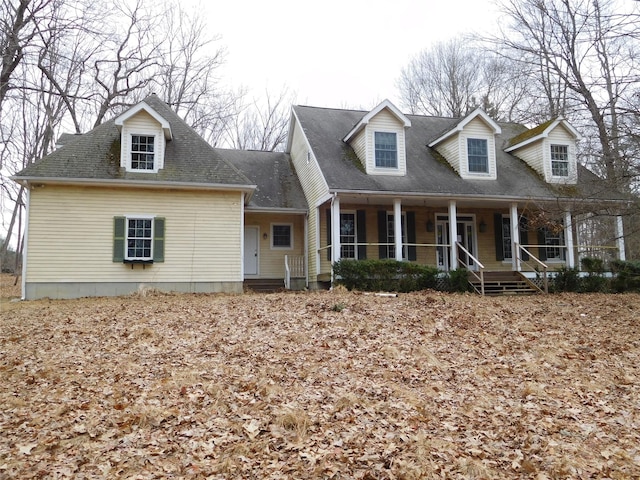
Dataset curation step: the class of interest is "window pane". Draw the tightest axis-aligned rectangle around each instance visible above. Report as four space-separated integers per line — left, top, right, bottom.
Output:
467 138 488 173
131 135 155 170
272 225 291 247
502 217 512 259
375 132 397 168
551 145 569 176
126 218 153 259
340 213 356 259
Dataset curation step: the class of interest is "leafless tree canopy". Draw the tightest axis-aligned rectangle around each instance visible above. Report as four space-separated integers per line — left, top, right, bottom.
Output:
0 0 292 258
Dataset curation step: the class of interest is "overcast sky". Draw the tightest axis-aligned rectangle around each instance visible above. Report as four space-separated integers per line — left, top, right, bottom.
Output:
202 0 502 110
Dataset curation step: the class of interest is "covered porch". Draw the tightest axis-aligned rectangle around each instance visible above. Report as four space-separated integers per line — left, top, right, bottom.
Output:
317 194 626 294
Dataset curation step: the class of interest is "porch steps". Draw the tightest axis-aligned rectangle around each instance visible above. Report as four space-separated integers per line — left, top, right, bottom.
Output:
243 278 285 293
470 271 541 296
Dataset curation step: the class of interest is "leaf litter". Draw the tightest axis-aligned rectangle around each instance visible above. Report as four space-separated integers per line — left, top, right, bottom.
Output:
1 279 639 478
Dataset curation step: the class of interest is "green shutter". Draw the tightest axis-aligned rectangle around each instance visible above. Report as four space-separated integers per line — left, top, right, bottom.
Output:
494 213 504 261
113 216 125 262
153 217 165 262
377 210 387 259
356 210 367 260
407 211 417 261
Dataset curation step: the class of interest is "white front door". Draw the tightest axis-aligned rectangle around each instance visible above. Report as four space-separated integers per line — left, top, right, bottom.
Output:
244 226 259 276
436 215 478 271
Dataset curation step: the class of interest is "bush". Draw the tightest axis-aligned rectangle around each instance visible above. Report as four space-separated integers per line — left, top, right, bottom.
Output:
333 259 439 293
552 266 581 292
446 268 472 293
610 259 640 292
579 257 608 293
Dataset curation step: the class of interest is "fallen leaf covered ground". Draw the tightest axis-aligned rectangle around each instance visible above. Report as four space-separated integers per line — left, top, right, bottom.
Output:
1 275 639 479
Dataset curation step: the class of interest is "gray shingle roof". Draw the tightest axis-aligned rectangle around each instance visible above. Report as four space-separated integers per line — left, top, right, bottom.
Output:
215 149 307 210
293 105 626 202
15 94 253 187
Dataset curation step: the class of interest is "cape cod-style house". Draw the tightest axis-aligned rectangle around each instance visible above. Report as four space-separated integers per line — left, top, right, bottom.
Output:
12 95 628 299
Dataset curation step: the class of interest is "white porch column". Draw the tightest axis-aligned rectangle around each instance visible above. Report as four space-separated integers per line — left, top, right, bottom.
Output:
448 200 458 269
564 210 575 268
616 215 626 261
510 203 520 271
331 196 341 264
393 198 403 261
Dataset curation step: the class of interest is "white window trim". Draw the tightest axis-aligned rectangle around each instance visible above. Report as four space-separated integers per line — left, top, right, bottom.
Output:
373 130 399 170
550 143 570 178
270 223 294 250
128 134 158 173
464 136 492 177
340 210 357 260
125 215 155 261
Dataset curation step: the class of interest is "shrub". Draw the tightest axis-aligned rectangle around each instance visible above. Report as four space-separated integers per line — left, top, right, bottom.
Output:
610 259 640 292
446 268 472 293
579 257 608 293
333 259 439 293
552 266 581 292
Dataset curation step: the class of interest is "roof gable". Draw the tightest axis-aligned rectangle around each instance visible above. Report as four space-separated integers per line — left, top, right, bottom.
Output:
343 99 411 143
428 108 501 147
505 117 581 152
114 101 172 140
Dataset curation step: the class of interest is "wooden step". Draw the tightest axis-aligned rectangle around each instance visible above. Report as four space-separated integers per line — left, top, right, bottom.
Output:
243 278 284 293
469 271 541 295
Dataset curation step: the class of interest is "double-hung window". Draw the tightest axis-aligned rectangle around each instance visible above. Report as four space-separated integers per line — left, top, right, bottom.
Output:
113 216 165 263
550 144 569 177
127 218 153 260
131 135 155 170
340 212 356 259
271 224 292 249
467 138 488 173
544 227 565 261
375 132 397 168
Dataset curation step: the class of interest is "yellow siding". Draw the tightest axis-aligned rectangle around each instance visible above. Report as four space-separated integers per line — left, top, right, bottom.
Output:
352 129 367 168
289 115 330 279
245 213 305 278
364 109 407 175
26 185 243 283
437 134 461 173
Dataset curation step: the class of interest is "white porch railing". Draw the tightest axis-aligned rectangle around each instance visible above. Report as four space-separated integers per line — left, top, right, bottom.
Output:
516 243 549 293
456 241 485 295
284 255 305 290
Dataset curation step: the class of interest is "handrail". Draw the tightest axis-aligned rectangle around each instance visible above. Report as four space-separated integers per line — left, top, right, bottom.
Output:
516 243 548 293
455 241 485 295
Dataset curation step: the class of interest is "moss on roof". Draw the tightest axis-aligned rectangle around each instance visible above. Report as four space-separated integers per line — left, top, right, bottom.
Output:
506 118 556 148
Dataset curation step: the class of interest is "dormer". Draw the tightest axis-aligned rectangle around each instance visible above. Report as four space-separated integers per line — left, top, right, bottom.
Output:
114 101 172 173
343 100 411 176
505 118 580 185
428 108 501 180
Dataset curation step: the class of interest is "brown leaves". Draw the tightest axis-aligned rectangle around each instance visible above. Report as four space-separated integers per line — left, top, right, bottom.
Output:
1 285 639 478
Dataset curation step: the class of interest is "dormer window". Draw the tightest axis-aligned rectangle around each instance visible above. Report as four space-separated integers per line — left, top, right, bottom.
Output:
551 144 569 177
131 135 155 170
467 138 488 173
375 132 398 168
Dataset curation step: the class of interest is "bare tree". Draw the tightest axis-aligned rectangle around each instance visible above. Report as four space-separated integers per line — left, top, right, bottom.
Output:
494 0 640 190
223 88 294 152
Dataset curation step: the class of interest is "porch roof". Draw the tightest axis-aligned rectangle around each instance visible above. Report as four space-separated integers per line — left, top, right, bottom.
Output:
292 105 627 204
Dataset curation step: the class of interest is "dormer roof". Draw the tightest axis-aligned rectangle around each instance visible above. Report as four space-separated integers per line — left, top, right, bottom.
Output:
114 100 173 140
428 108 501 147
343 99 411 143
505 117 581 152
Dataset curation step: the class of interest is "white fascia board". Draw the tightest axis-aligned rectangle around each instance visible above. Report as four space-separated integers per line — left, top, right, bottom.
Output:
429 108 501 148
114 101 172 140
343 99 411 143
11 176 256 196
245 207 308 214
285 107 298 153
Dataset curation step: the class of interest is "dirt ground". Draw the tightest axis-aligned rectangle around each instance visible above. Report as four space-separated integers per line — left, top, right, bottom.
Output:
1 274 639 479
